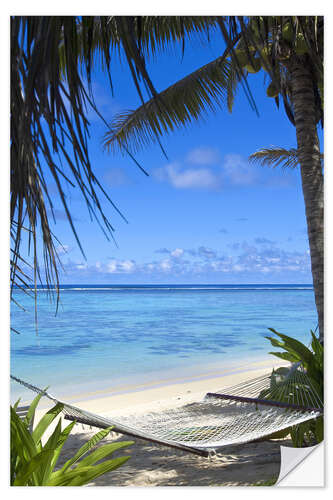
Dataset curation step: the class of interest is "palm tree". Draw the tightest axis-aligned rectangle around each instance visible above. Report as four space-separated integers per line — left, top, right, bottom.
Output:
104 16 324 341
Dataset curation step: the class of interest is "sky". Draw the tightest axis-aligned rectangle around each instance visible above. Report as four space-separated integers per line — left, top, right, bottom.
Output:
22 24 324 285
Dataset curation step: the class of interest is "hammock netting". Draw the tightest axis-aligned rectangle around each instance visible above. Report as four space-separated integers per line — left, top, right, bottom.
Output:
11 368 323 458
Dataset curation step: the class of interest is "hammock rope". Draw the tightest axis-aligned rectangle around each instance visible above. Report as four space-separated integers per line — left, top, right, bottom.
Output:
11 369 323 458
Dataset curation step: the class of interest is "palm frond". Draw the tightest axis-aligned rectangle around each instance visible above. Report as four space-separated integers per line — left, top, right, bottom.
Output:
249 147 300 169
104 45 240 154
104 16 218 60
132 16 218 57
249 146 324 170
10 15 165 311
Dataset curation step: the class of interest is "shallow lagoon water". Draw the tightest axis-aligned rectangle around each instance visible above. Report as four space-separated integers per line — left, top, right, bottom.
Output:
10 284 317 402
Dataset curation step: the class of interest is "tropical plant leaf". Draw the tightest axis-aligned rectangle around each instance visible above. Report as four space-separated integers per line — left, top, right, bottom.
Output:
265 336 288 349
13 398 21 411
13 449 55 486
249 147 300 169
249 146 324 170
265 328 324 446
38 418 64 484
104 45 241 155
23 390 47 429
48 420 77 474
269 330 314 367
59 426 114 472
48 456 131 486
32 403 64 446
11 407 37 462
268 351 300 363
11 398 131 486
75 441 134 468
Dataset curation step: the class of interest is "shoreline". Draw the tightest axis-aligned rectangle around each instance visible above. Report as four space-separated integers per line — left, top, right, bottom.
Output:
33 356 288 418
11 351 279 406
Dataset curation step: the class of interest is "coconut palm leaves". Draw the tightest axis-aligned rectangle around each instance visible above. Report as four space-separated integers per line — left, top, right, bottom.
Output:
249 146 324 170
104 50 240 155
249 147 300 169
11 17 126 305
11 394 133 486
105 16 323 154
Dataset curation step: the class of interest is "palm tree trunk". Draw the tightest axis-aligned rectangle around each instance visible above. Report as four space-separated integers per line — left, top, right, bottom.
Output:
289 56 324 342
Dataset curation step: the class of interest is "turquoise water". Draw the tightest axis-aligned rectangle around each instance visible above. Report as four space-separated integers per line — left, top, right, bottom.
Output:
10 284 317 402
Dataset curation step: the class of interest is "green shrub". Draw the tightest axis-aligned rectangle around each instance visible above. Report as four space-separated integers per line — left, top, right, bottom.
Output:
11 392 133 486
264 329 323 447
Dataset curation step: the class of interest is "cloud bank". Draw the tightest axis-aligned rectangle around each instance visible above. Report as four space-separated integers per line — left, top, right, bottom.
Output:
55 239 311 284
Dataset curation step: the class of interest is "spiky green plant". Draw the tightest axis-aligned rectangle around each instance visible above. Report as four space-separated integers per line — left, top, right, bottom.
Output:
264 329 323 447
10 393 133 486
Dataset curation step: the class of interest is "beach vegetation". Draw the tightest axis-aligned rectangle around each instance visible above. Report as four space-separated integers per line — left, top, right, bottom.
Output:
11 393 133 486
264 329 323 447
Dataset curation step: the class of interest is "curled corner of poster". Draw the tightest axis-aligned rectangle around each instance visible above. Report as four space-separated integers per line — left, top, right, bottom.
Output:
276 442 324 487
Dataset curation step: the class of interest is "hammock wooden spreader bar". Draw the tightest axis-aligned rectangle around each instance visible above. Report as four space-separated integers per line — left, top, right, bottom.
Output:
205 392 323 413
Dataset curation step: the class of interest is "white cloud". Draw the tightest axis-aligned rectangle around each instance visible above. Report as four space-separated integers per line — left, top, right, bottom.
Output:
222 154 257 186
106 259 136 273
76 262 88 270
154 162 220 190
119 260 136 272
107 260 117 273
170 248 184 258
186 147 220 165
160 259 172 271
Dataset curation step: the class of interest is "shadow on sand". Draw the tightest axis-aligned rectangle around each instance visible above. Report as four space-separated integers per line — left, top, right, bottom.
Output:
56 426 291 486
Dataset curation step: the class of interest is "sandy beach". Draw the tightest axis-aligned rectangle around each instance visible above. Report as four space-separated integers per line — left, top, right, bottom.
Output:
28 357 292 486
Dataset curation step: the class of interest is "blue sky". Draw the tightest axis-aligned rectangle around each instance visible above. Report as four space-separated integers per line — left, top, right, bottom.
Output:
32 27 323 284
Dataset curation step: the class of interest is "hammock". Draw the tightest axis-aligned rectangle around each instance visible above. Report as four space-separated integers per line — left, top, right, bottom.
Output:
11 369 323 458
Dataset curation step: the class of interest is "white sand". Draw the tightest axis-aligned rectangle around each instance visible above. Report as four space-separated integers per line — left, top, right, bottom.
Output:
30 357 291 486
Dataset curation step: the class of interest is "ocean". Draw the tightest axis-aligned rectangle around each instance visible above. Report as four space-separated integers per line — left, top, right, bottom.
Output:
10 284 317 403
